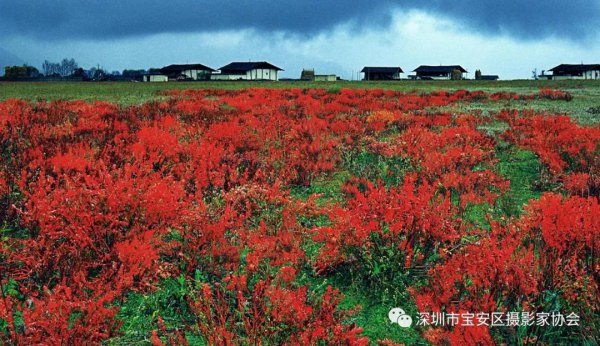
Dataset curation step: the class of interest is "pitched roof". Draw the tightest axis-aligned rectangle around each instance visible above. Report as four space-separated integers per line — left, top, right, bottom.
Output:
361 67 404 73
160 64 215 74
219 61 283 73
549 64 600 73
413 65 467 73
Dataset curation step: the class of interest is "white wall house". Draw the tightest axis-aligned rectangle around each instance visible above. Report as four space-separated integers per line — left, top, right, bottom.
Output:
159 64 215 81
548 64 600 80
211 61 283 81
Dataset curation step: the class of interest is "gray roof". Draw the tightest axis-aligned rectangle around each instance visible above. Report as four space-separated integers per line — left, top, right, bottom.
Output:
549 64 600 73
219 61 283 73
413 65 467 73
160 64 215 74
361 67 404 73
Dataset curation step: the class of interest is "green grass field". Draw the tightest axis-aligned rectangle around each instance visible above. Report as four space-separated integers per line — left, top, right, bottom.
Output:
2 80 600 125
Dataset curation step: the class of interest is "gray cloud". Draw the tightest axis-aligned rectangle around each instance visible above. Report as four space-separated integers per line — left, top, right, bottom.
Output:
1 1 598 42
0 47 24 74
0 1 393 38
438 0 600 40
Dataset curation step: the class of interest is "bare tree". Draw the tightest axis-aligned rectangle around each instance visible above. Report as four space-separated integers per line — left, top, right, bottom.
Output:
41 58 79 77
42 60 60 76
42 60 51 76
60 58 78 77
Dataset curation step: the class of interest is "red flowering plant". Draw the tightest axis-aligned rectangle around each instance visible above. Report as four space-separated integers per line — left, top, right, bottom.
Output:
372 114 509 209
153 278 369 346
411 193 599 344
1 87 594 345
498 109 600 197
312 173 463 296
519 193 599 340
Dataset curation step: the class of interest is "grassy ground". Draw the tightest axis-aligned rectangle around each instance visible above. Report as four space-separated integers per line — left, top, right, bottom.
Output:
3 80 600 125
0 80 598 101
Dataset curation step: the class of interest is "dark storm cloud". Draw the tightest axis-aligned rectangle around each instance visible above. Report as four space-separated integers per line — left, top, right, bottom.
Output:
436 0 600 40
0 0 598 41
0 47 23 69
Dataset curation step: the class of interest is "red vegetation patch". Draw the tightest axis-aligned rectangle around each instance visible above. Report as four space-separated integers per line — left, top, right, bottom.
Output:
0 88 596 344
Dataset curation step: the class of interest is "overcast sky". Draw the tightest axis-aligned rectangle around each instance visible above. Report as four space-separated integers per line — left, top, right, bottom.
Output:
1 0 600 79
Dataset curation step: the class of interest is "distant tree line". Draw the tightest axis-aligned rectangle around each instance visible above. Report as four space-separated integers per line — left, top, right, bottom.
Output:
42 58 79 77
2 57 151 81
4 65 40 79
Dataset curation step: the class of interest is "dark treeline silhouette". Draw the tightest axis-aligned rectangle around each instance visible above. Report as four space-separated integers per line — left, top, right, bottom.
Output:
2 58 147 81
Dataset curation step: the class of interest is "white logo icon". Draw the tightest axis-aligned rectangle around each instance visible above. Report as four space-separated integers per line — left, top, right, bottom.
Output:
388 307 413 328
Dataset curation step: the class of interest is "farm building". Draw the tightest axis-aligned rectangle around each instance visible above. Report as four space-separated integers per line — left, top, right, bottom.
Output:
300 69 337 82
300 69 315 80
142 72 168 82
314 75 337 82
412 65 468 80
361 67 403 80
212 61 283 81
159 63 215 81
548 64 600 80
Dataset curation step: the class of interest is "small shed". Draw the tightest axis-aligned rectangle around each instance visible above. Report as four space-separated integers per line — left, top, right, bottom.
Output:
314 75 337 82
143 73 169 82
300 69 316 80
301 69 337 82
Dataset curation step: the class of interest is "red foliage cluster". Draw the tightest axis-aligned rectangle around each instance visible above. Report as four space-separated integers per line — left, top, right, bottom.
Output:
414 192 599 344
164 282 369 346
0 87 595 344
486 89 572 102
498 109 600 196
489 91 534 101
408 105 599 344
313 174 462 273
371 114 509 207
538 88 573 101
1 89 487 344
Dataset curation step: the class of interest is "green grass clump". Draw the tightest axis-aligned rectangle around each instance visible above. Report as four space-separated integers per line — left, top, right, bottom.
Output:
495 146 543 217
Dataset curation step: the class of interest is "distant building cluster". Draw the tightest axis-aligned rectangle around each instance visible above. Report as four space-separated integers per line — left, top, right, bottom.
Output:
140 62 482 82
3 59 600 82
360 65 497 81
143 62 283 82
137 62 502 82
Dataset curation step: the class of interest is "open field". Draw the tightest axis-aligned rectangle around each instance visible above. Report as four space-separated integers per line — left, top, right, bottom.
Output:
0 84 599 345
3 80 600 100
2 80 600 125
